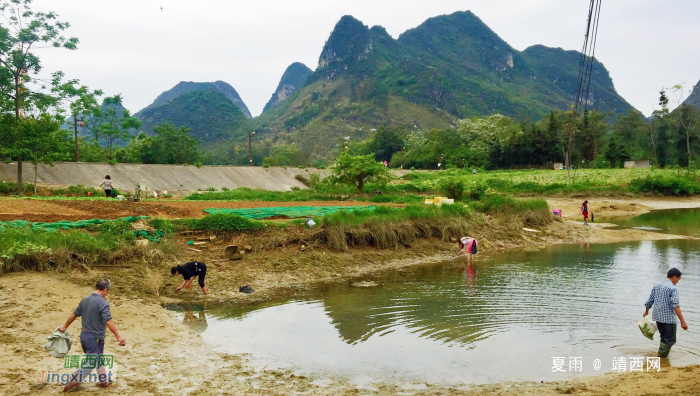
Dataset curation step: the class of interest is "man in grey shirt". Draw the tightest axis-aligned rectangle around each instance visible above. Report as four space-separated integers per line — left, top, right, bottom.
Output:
58 279 126 391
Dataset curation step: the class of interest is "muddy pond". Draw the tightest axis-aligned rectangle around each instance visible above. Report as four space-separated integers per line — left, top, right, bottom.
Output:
169 212 700 385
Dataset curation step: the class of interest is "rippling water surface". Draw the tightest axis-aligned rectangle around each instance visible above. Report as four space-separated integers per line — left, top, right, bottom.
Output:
169 240 700 384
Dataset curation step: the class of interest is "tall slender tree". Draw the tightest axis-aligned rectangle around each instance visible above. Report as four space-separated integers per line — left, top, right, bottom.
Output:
0 0 78 194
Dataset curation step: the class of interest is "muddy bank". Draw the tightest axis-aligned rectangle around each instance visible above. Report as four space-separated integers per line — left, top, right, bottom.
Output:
0 197 382 222
1 273 699 395
547 197 700 220
1 198 700 394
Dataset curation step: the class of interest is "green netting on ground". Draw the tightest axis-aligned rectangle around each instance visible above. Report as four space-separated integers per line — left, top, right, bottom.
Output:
0 216 148 231
203 206 376 220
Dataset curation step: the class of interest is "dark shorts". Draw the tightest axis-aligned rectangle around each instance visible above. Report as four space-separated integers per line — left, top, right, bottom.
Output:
196 264 207 288
105 189 112 197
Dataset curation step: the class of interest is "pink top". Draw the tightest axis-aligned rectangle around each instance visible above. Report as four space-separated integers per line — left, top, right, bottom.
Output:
460 237 477 253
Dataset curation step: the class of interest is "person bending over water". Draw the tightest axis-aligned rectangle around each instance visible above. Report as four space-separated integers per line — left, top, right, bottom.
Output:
171 261 209 295
457 236 478 262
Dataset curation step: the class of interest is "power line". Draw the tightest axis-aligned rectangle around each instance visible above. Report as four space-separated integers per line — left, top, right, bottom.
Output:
575 0 603 115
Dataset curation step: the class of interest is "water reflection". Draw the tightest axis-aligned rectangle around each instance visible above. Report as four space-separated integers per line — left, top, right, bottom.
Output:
169 240 700 384
610 208 700 237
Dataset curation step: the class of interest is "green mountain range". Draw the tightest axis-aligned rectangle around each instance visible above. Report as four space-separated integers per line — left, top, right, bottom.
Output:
137 11 635 161
135 80 251 119
246 11 633 159
137 89 249 143
262 62 313 113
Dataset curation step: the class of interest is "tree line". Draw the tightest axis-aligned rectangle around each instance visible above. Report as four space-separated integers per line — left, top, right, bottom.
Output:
350 92 699 171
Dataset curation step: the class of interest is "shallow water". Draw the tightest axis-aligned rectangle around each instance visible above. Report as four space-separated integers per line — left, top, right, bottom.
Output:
608 208 700 237
169 240 700 385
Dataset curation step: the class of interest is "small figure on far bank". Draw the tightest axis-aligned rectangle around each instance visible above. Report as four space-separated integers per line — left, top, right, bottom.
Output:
643 268 688 358
58 279 126 391
457 236 478 262
472 169 477 175
171 261 209 295
99 175 113 198
580 200 589 225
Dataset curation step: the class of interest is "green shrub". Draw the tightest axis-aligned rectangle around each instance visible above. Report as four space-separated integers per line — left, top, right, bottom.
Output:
188 214 265 232
628 175 700 196
0 224 141 273
439 177 466 201
474 194 549 214
148 218 174 235
0 182 33 194
369 194 424 204
294 174 309 186
464 182 488 201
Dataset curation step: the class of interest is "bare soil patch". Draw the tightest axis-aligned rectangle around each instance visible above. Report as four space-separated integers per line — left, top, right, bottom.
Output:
0 198 380 222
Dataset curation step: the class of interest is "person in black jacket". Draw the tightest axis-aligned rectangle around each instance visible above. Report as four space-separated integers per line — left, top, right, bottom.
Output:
171 262 208 295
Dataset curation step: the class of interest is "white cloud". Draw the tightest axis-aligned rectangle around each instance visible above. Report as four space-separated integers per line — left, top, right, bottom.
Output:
32 0 700 117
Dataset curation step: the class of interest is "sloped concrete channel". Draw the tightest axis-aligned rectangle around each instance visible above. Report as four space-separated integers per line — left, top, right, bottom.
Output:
0 162 411 195
0 162 330 195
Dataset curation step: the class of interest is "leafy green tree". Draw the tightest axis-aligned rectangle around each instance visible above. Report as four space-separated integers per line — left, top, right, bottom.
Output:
138 123 202 165
367 127 404 163
674 104 699 167
576 110 608 162
261 144 304 167
612 109 651 160
0 113 68 193
95 96 141 159
57 79 102 161
653 91 671 168
0 0 78 194
23 114 68 193
331 151 390 193
604 136 630 168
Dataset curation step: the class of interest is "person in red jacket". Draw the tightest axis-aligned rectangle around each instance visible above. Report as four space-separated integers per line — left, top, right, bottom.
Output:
580 200 590 225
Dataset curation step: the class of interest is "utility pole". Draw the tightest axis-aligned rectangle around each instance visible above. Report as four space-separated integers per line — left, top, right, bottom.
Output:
400 146 405 169
73 116 84 162
248 131 255 166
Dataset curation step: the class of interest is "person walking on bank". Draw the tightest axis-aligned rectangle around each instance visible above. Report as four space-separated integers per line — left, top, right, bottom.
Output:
643 268 688 358
171 261 209 295
99 175 113 198
58 279 126 391
580 200 590 225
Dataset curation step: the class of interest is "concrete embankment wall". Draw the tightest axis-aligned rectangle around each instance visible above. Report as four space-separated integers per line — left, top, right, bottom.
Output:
0 162 331 194
0 162 411 195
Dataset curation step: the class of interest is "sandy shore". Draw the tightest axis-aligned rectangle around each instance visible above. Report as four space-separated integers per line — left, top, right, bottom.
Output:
1 197 699 395
546 197 700 220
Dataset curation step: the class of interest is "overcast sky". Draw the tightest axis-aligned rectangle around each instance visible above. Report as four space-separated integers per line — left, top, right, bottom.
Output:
31 0 700 117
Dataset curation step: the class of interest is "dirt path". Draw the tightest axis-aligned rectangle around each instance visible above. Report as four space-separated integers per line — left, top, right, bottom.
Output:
1 273 699 395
